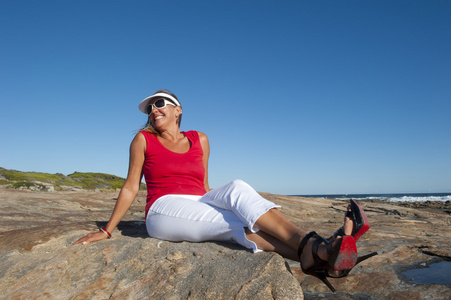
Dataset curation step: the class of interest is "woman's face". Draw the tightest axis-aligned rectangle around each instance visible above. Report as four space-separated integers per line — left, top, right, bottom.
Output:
148 99 181 129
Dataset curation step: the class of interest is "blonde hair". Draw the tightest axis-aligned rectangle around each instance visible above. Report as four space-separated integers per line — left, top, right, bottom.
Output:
140 89 182 135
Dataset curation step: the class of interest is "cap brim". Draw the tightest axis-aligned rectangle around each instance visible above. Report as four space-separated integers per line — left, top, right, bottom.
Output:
138 92 181 114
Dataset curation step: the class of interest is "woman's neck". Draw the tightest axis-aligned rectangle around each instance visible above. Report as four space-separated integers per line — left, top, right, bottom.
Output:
159 128 183 142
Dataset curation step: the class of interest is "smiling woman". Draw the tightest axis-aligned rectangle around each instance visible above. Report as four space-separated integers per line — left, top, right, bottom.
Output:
74 89 377 293
139 89 183 135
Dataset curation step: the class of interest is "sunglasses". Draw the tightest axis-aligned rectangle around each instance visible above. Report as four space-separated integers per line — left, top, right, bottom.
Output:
147 98 176 114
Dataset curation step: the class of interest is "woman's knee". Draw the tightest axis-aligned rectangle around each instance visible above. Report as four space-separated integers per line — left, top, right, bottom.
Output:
230 179 253 191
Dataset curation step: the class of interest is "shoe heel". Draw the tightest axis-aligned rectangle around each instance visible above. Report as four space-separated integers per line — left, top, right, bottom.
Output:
315 270 336 293
356 251 378 265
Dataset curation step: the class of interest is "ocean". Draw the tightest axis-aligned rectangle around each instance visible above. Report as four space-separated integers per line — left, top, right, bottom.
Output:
292 192 451 203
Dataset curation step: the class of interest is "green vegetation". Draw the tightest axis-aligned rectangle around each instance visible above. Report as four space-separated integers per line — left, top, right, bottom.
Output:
0 167 146 191
12 181 49 191
68 172 126 190
0 168 65 183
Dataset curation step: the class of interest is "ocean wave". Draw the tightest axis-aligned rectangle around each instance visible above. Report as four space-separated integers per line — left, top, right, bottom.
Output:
388 195 451 202
295 193 451 203
307 194 451 203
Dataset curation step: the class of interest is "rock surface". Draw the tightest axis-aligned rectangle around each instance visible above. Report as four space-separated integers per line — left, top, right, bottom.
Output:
0 188 450 299
259 193 450 300
0 189 302 299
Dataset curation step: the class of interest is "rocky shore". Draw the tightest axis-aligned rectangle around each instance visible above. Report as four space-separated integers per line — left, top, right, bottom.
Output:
0 187 449 299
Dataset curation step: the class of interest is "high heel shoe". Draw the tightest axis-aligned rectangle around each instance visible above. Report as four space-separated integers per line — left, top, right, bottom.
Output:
298 231 378 292
332 199 371 242
298 231 357 292
326 251 378 278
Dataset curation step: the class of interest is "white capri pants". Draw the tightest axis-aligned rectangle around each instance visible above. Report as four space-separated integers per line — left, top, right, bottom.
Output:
146 179 280 253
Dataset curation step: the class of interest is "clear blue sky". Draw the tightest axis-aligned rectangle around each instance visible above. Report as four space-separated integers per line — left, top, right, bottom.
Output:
1 1 450 195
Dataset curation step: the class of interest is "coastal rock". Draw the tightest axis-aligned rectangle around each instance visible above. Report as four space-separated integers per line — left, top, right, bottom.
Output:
260 193 451 299
0 189 302 299
1 188 450 299
0 227 302 299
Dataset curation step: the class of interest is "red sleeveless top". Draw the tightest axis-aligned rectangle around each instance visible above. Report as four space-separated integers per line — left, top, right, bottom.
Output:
140 130 207 215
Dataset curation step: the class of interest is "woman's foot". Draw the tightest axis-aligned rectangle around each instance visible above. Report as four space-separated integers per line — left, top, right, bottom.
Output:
297 203 377 292
343 205 355 235
299 213 355 272
298 231 357 293
298 233 326 268
331 200 370 242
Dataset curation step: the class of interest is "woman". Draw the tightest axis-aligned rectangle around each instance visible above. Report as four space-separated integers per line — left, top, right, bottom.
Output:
75 89 375 292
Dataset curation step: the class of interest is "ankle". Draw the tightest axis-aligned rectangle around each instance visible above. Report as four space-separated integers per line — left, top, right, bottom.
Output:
317 244 329 261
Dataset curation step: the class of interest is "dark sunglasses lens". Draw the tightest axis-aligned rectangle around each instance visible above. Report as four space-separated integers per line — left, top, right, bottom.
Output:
154 99 166 108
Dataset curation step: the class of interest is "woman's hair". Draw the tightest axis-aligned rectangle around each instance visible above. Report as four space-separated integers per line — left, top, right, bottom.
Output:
140 89 182 134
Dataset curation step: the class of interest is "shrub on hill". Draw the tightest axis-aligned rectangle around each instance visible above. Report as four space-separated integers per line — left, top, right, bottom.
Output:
0 167 145 191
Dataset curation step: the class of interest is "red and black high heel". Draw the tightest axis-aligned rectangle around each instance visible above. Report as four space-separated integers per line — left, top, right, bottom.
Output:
332 199 371 242
298 231 358 292
298 231 378 292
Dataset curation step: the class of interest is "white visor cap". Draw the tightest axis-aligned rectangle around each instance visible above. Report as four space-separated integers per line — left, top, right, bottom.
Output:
138 92 181 114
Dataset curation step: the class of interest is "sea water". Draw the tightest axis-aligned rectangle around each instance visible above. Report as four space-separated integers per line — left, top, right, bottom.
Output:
402 261 451 285
292 192 451 203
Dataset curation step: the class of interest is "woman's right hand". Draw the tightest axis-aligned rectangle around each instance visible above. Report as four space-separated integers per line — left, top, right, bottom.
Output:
74 231 109 245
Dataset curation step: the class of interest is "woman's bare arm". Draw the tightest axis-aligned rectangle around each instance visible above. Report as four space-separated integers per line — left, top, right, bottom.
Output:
74 133 146 245
198 131 211 192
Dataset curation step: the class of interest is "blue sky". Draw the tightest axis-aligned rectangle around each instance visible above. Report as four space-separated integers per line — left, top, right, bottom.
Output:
1 1 450 195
